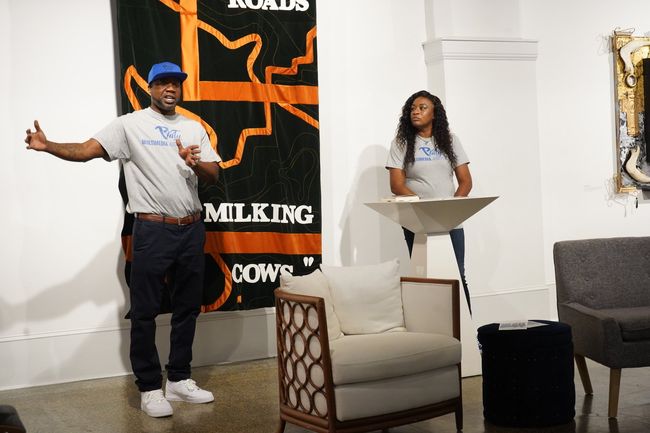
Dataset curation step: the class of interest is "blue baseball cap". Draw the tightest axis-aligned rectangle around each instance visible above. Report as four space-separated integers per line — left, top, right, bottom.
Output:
147 62 188 85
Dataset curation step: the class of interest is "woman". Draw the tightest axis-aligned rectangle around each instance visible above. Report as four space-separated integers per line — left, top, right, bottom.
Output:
385 90 473 312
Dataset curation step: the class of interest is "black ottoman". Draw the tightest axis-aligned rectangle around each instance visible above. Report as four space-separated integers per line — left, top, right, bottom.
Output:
477 320 575 427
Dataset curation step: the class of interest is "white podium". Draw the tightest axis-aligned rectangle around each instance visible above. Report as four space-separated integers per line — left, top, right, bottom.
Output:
366 196 498 377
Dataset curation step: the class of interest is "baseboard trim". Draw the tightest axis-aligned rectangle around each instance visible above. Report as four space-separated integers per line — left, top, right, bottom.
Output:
0 308 277 390
471 283 551 298
0 307 275 343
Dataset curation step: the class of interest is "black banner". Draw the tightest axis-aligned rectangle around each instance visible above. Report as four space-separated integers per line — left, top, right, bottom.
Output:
116 0 321 311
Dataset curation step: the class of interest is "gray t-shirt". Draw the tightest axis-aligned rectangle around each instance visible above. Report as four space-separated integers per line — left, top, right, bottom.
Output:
94 107 221 217
385 134 469 199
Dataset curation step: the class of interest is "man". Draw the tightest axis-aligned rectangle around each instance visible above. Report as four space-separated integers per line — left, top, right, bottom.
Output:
24 62 220 418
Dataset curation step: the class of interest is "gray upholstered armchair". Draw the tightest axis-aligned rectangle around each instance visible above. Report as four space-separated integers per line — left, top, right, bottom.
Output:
553 237 650 418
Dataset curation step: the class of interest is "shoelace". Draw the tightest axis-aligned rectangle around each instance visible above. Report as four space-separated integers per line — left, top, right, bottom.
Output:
145 389 166 403
178 379 199 392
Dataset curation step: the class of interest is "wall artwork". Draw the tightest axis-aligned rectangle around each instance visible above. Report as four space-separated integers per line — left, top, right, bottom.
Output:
613 30 650 192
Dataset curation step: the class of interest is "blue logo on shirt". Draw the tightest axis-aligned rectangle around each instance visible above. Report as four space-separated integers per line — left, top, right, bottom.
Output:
415 145 443 161
141 126 182 147
155 126 181 140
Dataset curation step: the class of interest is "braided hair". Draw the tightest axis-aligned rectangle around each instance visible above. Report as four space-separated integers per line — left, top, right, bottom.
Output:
395 90 456 168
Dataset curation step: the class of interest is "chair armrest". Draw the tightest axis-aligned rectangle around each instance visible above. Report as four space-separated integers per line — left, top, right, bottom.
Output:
558 301 624 365
400 277 460 340
274 288 337 425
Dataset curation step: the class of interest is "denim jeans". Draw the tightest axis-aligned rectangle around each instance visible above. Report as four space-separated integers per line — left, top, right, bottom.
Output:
130 219 205 391
402 227 472 315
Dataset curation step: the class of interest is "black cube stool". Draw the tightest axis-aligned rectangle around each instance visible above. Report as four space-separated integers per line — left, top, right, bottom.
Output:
477 320 575 427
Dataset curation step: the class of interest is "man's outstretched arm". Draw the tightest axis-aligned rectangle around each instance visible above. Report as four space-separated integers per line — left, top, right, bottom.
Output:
25 120 107 162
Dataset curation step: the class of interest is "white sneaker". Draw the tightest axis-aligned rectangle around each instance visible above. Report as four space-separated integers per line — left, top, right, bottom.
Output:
141 389 173 418
166 379 214 404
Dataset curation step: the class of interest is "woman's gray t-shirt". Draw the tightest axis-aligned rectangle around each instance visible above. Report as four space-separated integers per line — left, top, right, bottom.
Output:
385 134 469 199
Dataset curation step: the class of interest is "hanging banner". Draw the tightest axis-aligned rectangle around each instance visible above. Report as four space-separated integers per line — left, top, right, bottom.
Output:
116 0 321 311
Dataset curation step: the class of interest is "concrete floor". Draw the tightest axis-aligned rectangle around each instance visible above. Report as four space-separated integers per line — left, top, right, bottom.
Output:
1 358 649 433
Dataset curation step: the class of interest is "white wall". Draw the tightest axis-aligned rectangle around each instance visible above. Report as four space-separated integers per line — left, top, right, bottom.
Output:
520 0 650 287
425 0 522 39
318 0 428 270
6 0 650 390
2 0 136 389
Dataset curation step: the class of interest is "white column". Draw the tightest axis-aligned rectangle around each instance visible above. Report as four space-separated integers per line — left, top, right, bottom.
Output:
421 0 549 371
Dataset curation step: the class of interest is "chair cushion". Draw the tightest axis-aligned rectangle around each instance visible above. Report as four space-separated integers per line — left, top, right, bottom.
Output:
329 332 461 385
601 306 650 341
333 366 460 421
280 269 343 340
321 259 405 334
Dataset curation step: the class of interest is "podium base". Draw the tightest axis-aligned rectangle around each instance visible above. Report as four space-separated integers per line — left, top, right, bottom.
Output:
411 232 481 377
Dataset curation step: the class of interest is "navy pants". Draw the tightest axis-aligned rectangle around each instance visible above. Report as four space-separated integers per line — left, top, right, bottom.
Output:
403 227 472 315
129 219 205 392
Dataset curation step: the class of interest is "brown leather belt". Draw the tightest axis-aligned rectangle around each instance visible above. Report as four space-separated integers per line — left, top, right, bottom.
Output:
135 212 202 226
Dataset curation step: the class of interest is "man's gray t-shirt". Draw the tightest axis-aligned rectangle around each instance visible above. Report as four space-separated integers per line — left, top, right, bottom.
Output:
385 134 469 199
94 107 221 217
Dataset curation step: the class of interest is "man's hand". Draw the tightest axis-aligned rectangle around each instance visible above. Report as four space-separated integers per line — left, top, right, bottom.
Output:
176 139 219 184
176 139 201 168
25 120 48 151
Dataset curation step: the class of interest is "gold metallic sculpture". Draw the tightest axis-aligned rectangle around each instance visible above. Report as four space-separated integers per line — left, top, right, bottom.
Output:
613 30 650 192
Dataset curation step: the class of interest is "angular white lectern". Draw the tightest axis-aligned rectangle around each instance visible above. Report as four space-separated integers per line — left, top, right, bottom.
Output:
366 196 498 377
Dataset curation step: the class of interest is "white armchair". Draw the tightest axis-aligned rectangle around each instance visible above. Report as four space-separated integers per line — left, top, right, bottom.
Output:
274 261 462 433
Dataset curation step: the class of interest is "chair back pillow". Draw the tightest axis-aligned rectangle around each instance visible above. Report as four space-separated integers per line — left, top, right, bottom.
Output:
321 259 405 334
280 269 343 340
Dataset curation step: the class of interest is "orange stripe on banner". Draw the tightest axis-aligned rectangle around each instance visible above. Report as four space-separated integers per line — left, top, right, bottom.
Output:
264 26 319 126
158 0 182 12
220 102 272 169
198 81 318 105
201 252 233 312
196 20 263 84
123 65 146 111
121 232 321 262
175 106 219 151
265 26 317 84
205 232 322 255
179 0 200 101
278 102 319 129
160 0 263 94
